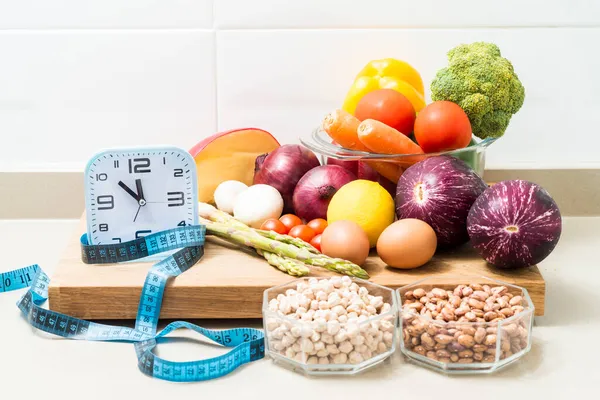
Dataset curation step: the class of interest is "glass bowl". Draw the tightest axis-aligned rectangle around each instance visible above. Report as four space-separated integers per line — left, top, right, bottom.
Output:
300 127 497 177
263 277 398 375
396 275 534 374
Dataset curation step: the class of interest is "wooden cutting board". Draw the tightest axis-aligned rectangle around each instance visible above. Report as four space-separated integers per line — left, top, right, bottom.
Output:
48 217 546 319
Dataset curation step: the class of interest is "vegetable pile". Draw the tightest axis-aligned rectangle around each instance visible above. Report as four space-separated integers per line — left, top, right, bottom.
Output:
189 40 559 276
323 42 525 173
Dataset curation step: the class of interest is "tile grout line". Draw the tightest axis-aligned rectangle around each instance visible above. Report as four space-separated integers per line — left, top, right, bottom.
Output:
212 0 220 132
0 28 215 33
215 25 600 31
0 25 598 33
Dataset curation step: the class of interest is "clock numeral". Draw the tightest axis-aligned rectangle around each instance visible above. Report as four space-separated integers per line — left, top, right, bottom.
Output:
99 223 109 232
167 192 185 207
96 173 108 181
177 221 186 227
113 160 119 168
112 237 122 243
97 195 114 210
173 168 184 178
128 158 151 174
135 230 152 239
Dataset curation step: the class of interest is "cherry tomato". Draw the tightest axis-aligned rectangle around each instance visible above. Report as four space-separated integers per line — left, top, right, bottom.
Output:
355 89 416 136
309 234 322 252
260 218 288 234
307 218 328 235
414 101 472 153
288 225 316 243
279 214 302 232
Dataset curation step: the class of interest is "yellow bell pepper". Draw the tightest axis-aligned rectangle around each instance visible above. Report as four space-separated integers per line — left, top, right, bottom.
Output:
342 58 426 114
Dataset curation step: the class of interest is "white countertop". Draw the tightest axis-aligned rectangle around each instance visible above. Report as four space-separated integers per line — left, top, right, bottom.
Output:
1 218 599 398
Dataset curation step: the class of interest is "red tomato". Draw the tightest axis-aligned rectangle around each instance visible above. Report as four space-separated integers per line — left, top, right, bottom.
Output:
414 101 472 153
355 89 416 136
279 214 302 232
309 234 322 252
307 218 328 235
260 218 288 234
288 225 316 243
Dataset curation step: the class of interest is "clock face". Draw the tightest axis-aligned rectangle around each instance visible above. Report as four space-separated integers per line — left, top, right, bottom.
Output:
84 147 198 245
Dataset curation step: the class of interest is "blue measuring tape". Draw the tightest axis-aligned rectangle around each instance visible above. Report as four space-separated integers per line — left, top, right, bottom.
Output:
1 225 265 382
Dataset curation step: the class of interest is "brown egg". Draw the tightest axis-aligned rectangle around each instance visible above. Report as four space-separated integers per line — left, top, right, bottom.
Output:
321 220 370 266
377 219 437 269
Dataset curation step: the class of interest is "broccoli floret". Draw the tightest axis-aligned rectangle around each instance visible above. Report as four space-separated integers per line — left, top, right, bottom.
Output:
431 42 525 139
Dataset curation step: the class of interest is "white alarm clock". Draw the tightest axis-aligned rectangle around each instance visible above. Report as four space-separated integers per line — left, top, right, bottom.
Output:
84 147 199 245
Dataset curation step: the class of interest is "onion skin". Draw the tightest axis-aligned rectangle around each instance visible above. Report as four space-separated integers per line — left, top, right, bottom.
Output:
327 158 396 198
293 165 356 221
395 155 487 248
467 180 562 268
326 158 358 175
254 144 320 213
254 153 269 174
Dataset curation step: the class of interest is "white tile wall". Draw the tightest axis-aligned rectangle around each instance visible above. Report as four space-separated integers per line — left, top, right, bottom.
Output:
0 31 216 170
0 1 598 171
215 0 600 29
0 1 213 29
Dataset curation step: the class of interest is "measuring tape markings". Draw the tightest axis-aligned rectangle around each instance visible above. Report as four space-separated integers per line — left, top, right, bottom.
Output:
0 264 39 293
136 323 264 381
80 226 205 264
4 225 265 381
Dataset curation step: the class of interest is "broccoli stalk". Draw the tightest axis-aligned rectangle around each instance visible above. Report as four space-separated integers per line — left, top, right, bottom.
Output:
431 42 525 139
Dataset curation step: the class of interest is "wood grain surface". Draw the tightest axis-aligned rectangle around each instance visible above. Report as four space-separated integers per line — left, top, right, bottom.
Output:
48 217 546 319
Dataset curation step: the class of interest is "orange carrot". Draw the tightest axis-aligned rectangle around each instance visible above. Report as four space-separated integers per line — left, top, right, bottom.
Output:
373 163 403 183
322 109 367 151
358 119 424 155
322 109 403 182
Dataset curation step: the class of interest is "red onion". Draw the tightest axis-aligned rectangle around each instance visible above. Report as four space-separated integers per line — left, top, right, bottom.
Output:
254 144 320 213
468 180 562 268
254 153 269 173
396 155 487 248
293 165 356 221
327 158 396 198
327 158 358 175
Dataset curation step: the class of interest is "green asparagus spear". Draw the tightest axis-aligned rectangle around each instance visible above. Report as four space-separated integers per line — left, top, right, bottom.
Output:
211 233 309 276
258 250 310 277
255 229 320 254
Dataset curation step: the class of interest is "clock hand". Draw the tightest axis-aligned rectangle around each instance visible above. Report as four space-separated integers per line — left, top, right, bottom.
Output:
132 179 146 222
133 204 142 222
135 179 146 206
118 181 140 202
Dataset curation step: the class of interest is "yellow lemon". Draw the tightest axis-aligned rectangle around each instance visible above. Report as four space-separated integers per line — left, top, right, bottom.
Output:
327 180 395 247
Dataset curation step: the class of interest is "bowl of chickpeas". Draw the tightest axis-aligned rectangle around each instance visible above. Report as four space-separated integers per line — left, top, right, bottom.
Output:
263 276 398 375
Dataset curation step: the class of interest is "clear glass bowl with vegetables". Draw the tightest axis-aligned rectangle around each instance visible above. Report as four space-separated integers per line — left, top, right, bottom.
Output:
300 126 496 177
397 275 534 374
263 276 398 375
